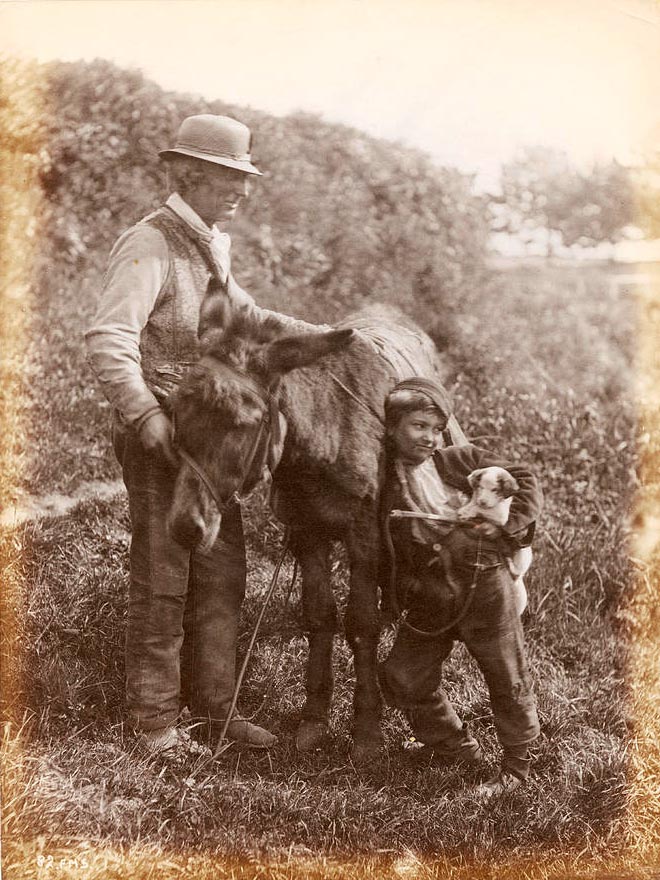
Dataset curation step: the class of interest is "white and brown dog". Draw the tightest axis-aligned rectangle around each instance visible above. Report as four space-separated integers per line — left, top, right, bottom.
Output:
457 466 532 615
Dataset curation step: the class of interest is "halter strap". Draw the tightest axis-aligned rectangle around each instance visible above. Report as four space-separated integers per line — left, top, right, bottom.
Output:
175 439 239 514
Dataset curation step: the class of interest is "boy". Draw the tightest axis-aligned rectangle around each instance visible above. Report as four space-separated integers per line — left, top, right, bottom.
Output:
379 377 543 797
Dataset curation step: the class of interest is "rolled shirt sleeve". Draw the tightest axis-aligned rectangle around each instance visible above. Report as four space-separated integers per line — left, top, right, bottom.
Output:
85 225 170 427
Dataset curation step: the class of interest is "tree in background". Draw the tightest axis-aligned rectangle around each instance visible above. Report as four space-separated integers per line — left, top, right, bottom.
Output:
634 124 660 239
493 146 636 255
555 160 637 249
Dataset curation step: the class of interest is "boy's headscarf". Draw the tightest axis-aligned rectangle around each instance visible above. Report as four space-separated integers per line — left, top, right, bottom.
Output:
391 377 453 422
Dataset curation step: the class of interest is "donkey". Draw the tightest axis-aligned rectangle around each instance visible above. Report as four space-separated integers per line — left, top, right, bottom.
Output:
168 307 466 761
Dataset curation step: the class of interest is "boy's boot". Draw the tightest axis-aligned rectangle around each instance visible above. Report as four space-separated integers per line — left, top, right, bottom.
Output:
417 721 484 765
476 747 531 798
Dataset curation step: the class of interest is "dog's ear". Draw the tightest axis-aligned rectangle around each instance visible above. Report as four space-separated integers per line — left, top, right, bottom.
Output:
467 468 487 489
498 473 520 498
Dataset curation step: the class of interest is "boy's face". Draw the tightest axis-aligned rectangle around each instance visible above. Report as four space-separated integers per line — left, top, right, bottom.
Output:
389 408 445 465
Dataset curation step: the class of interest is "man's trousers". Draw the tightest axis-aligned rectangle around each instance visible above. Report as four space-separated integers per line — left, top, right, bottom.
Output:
114 424 246 732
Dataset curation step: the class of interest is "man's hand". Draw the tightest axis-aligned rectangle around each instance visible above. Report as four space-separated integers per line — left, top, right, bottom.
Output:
472 521 502 538
138 411 179 467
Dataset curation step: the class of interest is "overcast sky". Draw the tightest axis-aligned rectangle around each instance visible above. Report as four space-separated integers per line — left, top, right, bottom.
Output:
2 0 660 187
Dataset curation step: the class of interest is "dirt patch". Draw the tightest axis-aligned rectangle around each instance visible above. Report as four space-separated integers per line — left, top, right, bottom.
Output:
0 479 124 528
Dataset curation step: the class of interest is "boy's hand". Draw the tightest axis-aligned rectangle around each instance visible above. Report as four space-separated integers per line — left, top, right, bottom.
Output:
473 521 502 538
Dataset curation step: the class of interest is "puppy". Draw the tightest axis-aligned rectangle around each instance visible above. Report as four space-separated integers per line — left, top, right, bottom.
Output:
457 466 532 615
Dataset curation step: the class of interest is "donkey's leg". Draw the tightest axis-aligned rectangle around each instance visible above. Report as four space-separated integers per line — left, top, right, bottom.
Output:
292 530 337 752
345 515 384 762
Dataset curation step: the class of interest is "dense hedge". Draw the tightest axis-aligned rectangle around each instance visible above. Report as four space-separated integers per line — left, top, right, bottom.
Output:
1 57 489 330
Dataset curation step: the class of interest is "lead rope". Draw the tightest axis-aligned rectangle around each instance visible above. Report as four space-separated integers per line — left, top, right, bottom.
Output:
242 555 299 724
328 371 385 426
213 527 292 759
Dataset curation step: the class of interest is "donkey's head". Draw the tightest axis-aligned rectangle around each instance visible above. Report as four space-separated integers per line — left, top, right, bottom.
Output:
168 314 353 550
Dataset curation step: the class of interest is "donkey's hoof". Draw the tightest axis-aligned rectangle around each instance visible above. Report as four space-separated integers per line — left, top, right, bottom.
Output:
296 720 330 752
350 740 383 765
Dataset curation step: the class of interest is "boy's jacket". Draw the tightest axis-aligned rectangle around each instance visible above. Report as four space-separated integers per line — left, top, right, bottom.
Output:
379 444 543 595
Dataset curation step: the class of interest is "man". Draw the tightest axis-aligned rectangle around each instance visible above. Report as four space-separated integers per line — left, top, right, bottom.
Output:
86 114 314 758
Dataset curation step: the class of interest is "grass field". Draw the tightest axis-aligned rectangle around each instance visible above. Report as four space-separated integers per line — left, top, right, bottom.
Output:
2 258 660 879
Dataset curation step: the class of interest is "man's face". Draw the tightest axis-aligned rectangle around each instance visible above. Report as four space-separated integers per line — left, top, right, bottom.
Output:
389 408 445 465
187 164 251 227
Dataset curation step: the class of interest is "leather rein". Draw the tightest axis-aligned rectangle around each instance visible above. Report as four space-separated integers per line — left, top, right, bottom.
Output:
173 357 281 514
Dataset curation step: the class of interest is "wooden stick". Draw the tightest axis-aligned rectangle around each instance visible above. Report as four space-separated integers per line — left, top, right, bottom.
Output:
389 509 459 524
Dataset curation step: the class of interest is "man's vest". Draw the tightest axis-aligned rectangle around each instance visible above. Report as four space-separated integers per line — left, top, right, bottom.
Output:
138 206 251 403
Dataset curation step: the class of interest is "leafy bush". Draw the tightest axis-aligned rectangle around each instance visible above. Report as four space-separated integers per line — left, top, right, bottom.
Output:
1 57 489 328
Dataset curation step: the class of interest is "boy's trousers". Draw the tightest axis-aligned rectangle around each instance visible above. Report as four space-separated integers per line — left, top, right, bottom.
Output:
114 423 246 732
380 539 539 763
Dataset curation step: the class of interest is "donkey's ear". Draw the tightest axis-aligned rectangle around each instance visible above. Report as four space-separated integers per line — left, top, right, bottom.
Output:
263 328 354 374
199 290 232 340
199 327 226 355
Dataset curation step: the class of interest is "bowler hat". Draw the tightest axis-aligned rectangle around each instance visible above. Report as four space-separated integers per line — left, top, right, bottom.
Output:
159 114 262 176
